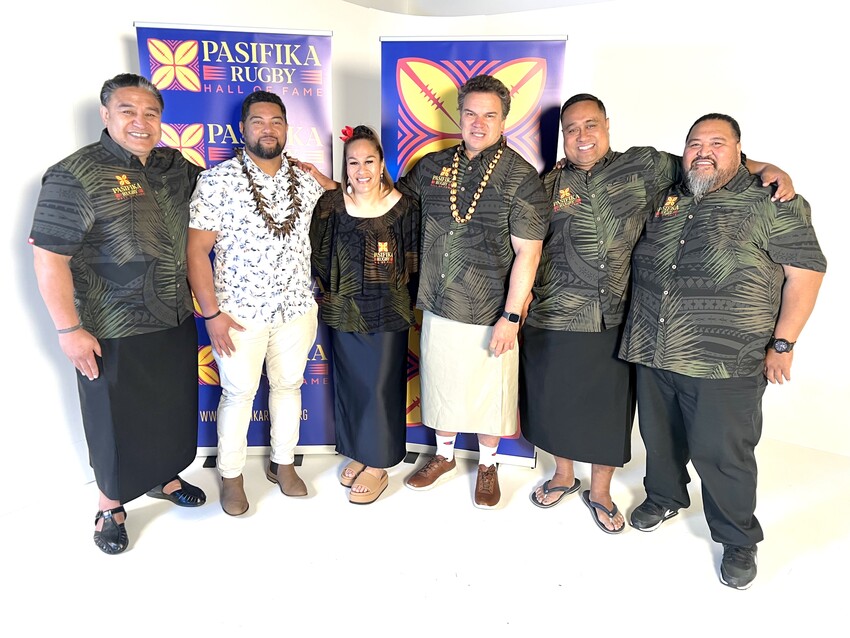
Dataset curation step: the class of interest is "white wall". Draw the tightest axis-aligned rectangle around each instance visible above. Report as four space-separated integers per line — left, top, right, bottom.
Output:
5 0 846 508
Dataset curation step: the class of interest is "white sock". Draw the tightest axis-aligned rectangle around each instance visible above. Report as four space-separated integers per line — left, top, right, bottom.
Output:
478 442 499 468
435 434 456 462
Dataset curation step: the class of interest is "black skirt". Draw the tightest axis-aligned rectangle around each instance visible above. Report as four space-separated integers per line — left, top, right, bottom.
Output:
78 318 199 502
329 328 409 468
519 324 635 467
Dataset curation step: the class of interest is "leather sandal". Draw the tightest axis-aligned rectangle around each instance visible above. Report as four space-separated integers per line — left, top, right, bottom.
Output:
93 506 128 555
146 476 207 507
339 460 366 487
349 471 388 505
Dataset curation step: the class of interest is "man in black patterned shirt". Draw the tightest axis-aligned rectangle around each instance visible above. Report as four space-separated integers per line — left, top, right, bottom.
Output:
397 75 549 509
31 73 206 555
620 114 826 589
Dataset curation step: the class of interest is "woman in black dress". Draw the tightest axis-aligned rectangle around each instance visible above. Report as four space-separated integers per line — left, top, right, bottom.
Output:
310 125 419 504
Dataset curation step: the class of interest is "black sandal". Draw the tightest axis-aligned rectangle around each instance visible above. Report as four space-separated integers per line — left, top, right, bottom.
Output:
146 476 206 507
93 506 128 555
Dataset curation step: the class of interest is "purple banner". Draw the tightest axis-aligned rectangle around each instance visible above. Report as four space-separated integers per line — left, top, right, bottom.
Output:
135 24 334 449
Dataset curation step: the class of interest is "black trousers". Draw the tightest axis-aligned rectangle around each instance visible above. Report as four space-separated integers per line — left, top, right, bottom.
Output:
636 366 767 546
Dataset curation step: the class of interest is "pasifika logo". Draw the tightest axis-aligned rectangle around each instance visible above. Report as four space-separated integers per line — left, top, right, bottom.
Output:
655 195 680 218
374 240 394 265
552 186 581 213
112 174 144 200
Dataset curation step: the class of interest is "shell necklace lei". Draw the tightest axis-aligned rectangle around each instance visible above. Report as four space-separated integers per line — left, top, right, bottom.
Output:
449 142 504 224
236 147 303 239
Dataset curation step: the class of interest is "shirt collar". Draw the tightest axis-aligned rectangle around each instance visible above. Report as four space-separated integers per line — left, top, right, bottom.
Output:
457 137 506 163
100 129 159 168
565 147 615 172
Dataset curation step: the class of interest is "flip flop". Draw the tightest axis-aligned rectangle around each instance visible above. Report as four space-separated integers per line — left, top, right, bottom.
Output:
349 471 389 505
529 478 581 509
581 490 625 534
339 461 366 487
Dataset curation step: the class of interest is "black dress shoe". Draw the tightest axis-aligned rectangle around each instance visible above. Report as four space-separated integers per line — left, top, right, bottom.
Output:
93 506 128 555
146 475 206 507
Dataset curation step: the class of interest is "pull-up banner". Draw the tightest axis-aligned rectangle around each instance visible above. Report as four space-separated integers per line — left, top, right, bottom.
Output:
381 37 567 465
135 22 335 452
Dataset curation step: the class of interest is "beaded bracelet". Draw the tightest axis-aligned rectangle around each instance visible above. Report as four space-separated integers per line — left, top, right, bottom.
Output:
202 310 222 321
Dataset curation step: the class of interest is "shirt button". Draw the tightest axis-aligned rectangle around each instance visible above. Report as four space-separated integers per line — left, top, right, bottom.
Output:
671 265 677 270
591 193 596 198
599 240 604 244
663 290 669 295
449 231 454 235
688 215 693 219
440 273 445 279
600 264 605 269
444 253 449 257
679 240 685 245
600 288 605 294
460 187 465 191
596 216 601 221
659 318 665 323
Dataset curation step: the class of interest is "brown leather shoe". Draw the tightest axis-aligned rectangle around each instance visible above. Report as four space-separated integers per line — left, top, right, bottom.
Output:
473 464 500 509
266 461 308 497
405 455 457 491
220 475 249 516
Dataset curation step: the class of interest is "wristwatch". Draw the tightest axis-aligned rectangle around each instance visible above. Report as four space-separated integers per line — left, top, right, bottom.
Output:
767 336 795 353
502 310 520 324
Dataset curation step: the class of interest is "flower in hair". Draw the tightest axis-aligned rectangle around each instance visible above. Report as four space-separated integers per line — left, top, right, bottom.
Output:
339 126 354 142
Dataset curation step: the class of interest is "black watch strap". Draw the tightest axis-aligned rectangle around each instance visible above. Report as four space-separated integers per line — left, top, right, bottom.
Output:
502 310 520 324
767 336 796 353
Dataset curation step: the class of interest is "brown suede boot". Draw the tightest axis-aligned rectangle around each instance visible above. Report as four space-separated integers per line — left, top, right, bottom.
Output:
220 475 249 516
266 461 308 497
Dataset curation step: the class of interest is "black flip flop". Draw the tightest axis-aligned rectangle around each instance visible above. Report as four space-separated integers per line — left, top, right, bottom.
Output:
529 478 581 509
581 489 625 534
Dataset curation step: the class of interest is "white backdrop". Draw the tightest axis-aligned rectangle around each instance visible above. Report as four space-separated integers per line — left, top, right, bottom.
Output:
5 0 846 508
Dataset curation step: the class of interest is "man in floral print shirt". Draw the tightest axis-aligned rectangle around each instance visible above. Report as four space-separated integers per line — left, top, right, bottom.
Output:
188 91 331 516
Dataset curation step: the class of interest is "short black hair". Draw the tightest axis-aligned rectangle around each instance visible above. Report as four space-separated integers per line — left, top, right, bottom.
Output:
560 93 606 119
457 75 511 119
241 91 287 123
687 113 741 142
100 73 163 110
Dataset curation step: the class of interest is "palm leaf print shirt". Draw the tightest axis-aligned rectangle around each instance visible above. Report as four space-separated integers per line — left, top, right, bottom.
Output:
526 147 679 332
619 166 826 379
397 139 550 326
30 130 202 339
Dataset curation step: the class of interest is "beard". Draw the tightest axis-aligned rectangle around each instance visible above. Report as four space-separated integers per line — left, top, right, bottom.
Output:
685 160 737 202
246 138 284 160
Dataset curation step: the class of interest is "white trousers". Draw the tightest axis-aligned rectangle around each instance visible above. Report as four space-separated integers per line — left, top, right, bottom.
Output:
213 305 318 478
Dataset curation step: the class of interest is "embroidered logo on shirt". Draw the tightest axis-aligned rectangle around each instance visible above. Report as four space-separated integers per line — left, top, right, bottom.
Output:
374 241 394 265
430 166 452 188
655 196 680 218
112 174 145 200
552 187 582 213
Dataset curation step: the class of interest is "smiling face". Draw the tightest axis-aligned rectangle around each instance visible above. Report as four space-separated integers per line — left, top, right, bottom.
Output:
683 118 741 199
561 99 610 170
100 87 163 164
459 91 506 158
345 138 385 196
240 101 288 161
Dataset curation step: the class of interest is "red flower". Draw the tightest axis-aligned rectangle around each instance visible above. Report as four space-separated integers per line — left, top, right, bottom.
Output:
339 126 354 142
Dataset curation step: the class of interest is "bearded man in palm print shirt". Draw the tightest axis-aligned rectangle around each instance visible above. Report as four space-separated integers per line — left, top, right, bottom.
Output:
620 113 826 590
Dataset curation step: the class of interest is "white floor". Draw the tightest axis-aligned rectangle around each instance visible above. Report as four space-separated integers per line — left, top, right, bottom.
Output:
3 435 849 636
